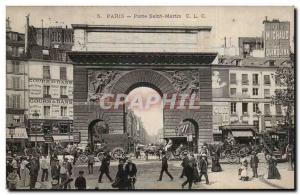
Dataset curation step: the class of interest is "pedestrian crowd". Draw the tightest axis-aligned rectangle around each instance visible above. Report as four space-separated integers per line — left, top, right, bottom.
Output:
6 144 284 190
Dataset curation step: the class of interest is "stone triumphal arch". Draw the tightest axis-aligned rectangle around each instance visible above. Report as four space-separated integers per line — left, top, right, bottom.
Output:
68 25 217 152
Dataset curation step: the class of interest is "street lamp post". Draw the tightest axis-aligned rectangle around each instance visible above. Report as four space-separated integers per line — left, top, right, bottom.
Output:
8 123 16 155
32 110 40 147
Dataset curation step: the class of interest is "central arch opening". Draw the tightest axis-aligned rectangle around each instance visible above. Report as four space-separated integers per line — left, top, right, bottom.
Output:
125 86 164 151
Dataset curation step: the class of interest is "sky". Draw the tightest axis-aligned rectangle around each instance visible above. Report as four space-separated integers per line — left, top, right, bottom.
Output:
6 6 295 135
7 6 294 50
126 87 163 136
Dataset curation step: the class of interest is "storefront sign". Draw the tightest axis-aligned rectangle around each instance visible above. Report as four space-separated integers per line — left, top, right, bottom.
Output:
44 135 53 143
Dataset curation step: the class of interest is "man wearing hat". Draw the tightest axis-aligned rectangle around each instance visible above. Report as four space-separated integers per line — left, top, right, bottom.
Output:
75 171 86 190
179 151 189 178
51 159 61 185
98 152 113 183
250 151 259 178
125 157 137 189
198 153 209 184
157 151 173 181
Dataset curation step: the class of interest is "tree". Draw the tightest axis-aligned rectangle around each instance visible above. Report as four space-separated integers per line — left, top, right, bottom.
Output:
272 53 295 170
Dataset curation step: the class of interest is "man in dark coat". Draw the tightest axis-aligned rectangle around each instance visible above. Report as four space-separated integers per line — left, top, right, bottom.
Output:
115 158 128 189
27 156 39 189
125 158 137 189
51 159 61 184
98 153 113 183
157 152 173 181
74 171 86 190
180 152 189 178
198 154 209 184
181 154 195 189
250 151 259 178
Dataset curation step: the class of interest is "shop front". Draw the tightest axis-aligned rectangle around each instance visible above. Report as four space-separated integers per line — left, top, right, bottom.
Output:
220 123 257 145
6 126 28 155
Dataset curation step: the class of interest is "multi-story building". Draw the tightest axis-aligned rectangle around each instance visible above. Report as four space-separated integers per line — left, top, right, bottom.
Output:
6 18 29 150
213 56 292 145
25 21 75 150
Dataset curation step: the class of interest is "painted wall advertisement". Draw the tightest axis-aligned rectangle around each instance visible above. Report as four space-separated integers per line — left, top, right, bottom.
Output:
212 69 229 98
29 78 73 99
264 21 290 57
29 78 73 120
29 98 73 120
213 102 230 133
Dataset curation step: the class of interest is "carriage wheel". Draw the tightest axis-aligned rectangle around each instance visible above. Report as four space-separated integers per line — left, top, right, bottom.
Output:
112 147 125 160
227 154 238 164
78 154 88 163
97 152 105 161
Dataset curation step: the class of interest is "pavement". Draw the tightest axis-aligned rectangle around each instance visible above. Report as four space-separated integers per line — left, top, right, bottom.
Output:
15 154 295 190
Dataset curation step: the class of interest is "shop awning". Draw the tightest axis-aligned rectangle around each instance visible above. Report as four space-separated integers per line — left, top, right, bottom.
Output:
6 127 28 139
232 131 253 137
53 135 74 142
220 123 256 131
28 136 45 142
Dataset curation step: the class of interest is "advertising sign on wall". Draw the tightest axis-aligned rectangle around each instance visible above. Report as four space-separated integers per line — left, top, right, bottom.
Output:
212 69 229 98
29 98 73 120
29 78 73 99
213 102 230 132
264 21 290 57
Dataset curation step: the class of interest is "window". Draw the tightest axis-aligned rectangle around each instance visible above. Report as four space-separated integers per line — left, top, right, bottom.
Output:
44 106 50 117
6 95 10 108
60 86 68 98
275 75 281 86
242 74 249 85
242 103 248 115
242 88 248 96
18 47 24 57
230 88 237 96
12 61 20 73
276 104 282 115
61 106 67 117
231 102 236 114
12 77 21 89
264 75 271 85
230 73 236 84
43 86 51 98
13 115 21 124
60 67 67 80
264 89 270 98
12 47 19 57
253 103 259 113
264 104 271 115
269 60 275 66
43 66 51 79
12 95 21 109
252 74 259 85
253 88 258 96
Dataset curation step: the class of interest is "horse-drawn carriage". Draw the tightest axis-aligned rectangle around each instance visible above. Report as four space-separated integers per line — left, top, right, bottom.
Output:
77 134 129 163
209 140 253 164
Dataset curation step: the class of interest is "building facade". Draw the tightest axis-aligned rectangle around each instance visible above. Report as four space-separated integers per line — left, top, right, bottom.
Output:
213 56 292 145
25 22 75 148
6 18 29 151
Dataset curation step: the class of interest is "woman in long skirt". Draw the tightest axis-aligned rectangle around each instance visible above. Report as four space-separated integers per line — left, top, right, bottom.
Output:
266 154 281 179
19 157 30 187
